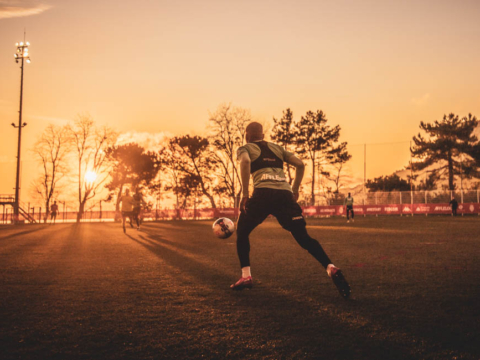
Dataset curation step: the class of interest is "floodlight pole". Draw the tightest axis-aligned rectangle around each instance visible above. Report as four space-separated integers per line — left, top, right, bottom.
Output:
12 36 31 223
363 143 366 193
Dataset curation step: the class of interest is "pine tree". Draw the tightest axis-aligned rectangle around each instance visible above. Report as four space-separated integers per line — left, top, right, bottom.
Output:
411 113 478 190
293 110 343 205
270 108 295 184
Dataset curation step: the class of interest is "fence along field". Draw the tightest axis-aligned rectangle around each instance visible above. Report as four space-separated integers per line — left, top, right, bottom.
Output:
2 189 479 224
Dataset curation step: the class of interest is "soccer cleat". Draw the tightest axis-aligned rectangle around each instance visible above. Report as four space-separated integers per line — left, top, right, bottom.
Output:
230 276 253 290
137 226 140 231
328 266 351 300
347 220 350 223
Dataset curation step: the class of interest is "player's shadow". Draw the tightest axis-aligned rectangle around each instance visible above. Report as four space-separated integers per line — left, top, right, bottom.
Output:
126 232 253 294
139 228 212 255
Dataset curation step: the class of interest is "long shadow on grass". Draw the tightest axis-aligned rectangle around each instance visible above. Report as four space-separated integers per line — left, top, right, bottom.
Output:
0 226 47 243
125 232 424 360
139 227 220 255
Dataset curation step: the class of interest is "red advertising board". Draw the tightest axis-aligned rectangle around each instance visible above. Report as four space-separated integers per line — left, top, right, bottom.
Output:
214 208 238 218
382 204 402 215
313 203 479 216
457 203 480 214
429 204 452 214
153 203 480 221
315 206 337 216
401 204 413 215
363 205 383 215
352 206 364 215
302 206 318 217
196 209 215 218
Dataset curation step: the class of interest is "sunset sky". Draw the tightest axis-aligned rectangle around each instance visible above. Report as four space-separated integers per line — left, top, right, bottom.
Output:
1 0 480 200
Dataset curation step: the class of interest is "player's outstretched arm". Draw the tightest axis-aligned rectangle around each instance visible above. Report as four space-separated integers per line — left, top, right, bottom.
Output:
239 151 251 212
285 155 305 200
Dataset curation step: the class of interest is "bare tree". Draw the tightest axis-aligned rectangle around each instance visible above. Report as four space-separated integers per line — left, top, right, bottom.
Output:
325 142 352 193
31 124 70 222
209 103 251 206
67 114 117 222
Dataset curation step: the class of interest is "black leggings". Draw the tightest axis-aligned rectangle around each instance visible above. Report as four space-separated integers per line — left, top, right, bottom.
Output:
236 188 332 269
346 206 354 220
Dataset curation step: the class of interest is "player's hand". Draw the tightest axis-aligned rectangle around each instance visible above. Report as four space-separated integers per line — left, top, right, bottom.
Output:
293 192 299 202
240 196 249 214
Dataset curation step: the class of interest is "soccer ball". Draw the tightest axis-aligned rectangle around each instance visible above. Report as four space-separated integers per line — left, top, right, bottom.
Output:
212 217 235 239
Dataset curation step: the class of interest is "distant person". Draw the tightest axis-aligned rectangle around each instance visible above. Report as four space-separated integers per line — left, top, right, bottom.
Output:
344 193 354 223
449 197 459 216
231 122 350 299
119 189 135 233
50 201 59 224
132 187 145 230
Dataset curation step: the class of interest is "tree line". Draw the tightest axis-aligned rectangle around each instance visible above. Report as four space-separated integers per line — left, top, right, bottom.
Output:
31 104 351 221
32 105 479 221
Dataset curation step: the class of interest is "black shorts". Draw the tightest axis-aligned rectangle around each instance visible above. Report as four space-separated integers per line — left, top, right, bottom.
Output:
50 212 57 218
346 205 353 211
122 211 134 218
242 188 306 231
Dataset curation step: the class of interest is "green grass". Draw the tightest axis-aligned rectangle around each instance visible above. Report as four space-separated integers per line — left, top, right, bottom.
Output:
0 216 479 359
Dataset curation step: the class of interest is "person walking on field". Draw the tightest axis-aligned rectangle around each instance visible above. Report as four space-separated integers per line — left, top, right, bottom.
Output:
344 193 354 223
50 201 59 224
119 188 135 234
132 187 145 230
449 197 459 216
231 122 351 299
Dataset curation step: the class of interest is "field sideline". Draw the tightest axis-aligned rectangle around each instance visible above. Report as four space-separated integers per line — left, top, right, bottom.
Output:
0 217 479 360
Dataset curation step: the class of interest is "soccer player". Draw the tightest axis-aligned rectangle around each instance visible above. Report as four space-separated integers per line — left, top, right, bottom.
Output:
132 187 145 230
344 193 354 223
119 188 135 233
231 122 351 299
50 201 58 224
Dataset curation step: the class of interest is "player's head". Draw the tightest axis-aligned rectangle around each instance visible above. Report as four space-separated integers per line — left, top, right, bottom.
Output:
54 201 56 204
348 192 351 197
245 122 264 143
125 188 130 195
136 187 141 194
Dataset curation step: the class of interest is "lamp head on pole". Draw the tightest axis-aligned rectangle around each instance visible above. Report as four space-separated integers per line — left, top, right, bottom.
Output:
14 41 31 64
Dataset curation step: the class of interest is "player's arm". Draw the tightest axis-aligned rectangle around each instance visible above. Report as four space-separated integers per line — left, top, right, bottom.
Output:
238 151 251 212
285 155 305 200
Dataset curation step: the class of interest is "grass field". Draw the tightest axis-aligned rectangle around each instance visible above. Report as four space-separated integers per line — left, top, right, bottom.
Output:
1 216 479 360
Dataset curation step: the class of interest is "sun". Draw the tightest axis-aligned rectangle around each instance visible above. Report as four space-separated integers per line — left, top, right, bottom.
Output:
84 171 97 184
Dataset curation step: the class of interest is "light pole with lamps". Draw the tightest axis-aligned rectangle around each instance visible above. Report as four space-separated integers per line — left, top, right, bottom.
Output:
12 36 31 223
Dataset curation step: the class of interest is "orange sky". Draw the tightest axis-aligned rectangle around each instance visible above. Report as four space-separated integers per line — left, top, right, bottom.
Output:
1 0 480 200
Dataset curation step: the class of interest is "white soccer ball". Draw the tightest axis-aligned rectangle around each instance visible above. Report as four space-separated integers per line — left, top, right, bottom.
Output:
212 217 235 239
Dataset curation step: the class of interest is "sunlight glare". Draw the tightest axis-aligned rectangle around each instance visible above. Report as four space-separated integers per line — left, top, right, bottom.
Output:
85 171 97 184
